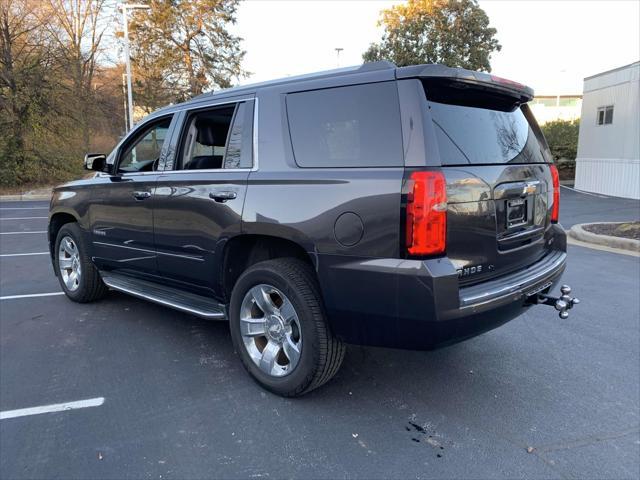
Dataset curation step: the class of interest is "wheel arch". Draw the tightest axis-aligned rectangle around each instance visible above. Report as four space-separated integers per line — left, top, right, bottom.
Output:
48 211 80 274
220 234 317 301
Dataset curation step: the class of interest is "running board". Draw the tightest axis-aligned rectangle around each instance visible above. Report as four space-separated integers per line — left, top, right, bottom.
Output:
100 272 227 320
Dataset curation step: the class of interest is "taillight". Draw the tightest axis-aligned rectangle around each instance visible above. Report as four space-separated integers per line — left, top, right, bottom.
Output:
405 171 447 256
550 164 560 223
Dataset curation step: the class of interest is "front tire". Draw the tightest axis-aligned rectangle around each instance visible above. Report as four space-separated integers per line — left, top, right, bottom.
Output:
229 258 345 397
55 223 107 303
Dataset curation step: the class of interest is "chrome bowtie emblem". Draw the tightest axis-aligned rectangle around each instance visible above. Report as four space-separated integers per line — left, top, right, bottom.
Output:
522 182 537 197
269 324 281 334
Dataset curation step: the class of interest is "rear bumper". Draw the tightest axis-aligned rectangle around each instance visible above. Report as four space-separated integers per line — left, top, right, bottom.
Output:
318 230 567 350
454 249 565 319
423 250 566 349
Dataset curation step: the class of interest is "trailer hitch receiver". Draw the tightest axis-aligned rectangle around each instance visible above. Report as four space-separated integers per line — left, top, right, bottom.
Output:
534 285 579 319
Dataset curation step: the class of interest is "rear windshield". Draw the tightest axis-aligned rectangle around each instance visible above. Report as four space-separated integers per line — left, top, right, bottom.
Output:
427 94 551 166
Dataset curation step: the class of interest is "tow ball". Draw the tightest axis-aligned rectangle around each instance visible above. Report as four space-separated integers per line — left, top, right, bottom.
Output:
535 285 580 319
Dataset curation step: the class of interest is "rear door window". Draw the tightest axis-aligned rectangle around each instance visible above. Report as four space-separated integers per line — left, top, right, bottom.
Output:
178 101 253 170
286 82 403 168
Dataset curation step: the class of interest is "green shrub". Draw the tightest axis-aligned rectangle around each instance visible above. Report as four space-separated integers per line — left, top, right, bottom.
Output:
540 119 580 162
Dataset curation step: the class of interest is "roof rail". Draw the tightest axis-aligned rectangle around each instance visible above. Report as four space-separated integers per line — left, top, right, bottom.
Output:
189 61 397 102
358 60 397 72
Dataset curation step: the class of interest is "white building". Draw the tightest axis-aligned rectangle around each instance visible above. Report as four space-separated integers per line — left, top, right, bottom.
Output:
574 61 640 199
529 95 582 125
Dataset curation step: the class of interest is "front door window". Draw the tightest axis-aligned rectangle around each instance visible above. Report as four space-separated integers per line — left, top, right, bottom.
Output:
119 118 172 173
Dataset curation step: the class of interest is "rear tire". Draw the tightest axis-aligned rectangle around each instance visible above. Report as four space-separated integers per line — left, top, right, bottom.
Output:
55 223 107 303
229 258 345 397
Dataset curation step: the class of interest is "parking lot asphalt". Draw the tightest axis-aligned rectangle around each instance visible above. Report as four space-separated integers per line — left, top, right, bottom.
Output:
560 186 640 228
1 197 639 479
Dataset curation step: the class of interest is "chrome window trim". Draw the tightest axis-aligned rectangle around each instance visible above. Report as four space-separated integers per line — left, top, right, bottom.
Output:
98 98 259 177
167 97 258 173
252 97 259 172
99 171 162 177
158 168 253 175
113 114 176 174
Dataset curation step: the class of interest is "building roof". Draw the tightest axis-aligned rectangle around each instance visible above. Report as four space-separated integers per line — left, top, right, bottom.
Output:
584 61 640 81
583 61 640 94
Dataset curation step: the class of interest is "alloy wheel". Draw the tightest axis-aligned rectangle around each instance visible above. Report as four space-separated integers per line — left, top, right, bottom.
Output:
239 284 302 377
58 236 82 292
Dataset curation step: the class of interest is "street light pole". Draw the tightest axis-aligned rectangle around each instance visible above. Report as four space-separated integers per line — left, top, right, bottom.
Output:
118 3 150 132
121 73 128 132
335 47 343 67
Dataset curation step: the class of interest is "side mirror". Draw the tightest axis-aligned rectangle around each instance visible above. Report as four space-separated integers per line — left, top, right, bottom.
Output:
84 153 108 172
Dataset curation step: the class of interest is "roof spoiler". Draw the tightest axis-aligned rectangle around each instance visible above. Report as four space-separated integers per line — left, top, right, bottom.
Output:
396 64 534 103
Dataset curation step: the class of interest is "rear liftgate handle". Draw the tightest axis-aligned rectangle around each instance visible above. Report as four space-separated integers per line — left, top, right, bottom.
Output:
537 285 580 319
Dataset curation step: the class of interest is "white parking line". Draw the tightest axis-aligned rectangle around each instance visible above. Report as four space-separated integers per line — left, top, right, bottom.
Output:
0 397 105 420
0 252 49 257
0 217 47 220
0 292 64 300
0 231 47 235
0 207 48 211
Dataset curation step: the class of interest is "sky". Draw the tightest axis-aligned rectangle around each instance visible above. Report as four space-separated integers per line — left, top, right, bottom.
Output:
234 0 640 95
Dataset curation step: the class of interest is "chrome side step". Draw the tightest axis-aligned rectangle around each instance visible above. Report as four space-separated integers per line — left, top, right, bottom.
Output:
100 272 227 320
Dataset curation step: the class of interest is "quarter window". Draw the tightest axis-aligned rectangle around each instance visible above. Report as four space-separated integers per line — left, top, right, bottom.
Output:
224 102 252 169
286 82 403 168
597 105 614 125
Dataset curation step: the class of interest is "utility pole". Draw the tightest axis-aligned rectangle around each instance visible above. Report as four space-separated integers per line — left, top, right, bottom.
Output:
118 3 150 132
335 47 343 67
121 73 128 132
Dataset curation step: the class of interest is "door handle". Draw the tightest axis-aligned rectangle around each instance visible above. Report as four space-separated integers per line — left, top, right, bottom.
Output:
209 191 237 202
132 191 152 200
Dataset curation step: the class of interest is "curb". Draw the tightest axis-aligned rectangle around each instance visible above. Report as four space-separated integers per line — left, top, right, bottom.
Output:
0 194 51 202
568 222 640 253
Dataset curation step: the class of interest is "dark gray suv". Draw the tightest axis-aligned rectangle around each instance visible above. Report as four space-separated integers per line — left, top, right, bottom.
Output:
48 61 578 396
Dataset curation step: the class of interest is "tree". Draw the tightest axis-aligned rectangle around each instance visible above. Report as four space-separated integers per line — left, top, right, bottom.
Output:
363 0 501 72
130 27 176 114
37 0 110 150
1 0 123 189
0 0 53 184
129 0 246 103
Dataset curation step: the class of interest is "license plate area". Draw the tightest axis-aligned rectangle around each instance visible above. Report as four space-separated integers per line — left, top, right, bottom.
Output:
506 198 527 228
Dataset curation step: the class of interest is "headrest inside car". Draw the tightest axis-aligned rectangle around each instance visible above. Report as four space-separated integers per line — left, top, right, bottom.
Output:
195 120 215 146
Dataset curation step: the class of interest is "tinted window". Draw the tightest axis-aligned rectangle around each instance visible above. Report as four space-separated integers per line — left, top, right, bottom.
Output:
428 101 550 165
179 102 253 170
181 106 235 170
119 117 172 173
286 82 403 168
224 102 253 169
